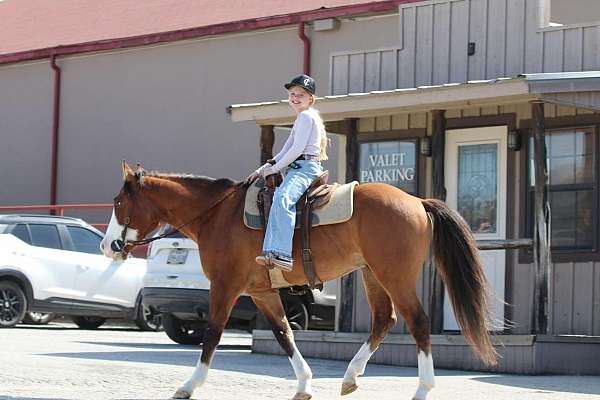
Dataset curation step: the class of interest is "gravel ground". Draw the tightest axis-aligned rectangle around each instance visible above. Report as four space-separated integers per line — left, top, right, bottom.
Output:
1 321 599 400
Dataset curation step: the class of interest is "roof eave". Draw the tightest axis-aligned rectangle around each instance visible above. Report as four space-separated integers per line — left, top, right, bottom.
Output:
0 0 419 66
229 79 536 125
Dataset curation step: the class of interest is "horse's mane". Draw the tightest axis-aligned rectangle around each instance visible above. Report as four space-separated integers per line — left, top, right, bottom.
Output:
145 171 238 191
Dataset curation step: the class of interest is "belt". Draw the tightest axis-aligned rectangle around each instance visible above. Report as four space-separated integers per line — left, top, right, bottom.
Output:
296 154 320 161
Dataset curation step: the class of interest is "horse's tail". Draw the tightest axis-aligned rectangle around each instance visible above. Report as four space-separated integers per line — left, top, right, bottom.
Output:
421 198 498 365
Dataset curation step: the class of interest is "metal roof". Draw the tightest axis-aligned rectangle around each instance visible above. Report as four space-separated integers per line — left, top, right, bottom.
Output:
228 72 600 125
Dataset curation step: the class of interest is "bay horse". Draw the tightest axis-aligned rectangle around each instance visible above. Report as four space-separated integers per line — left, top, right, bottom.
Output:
101 161 497 400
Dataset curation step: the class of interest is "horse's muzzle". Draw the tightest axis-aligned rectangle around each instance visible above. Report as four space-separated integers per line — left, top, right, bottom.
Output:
110 239 125 253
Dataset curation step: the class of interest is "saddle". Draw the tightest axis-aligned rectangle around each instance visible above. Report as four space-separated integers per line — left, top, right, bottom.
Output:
257 170 337 290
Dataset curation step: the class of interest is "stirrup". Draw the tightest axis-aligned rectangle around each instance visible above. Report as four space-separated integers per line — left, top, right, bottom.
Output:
272 255 293 272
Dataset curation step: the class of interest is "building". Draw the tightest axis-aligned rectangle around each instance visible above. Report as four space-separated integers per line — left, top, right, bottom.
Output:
1 0 599 374
231 0 600 374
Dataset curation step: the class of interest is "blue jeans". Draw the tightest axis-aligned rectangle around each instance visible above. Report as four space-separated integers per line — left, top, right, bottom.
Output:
263 160 323 260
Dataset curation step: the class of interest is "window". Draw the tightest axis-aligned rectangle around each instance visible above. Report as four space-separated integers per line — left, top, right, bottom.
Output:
458 143 498 234
29 224 62 250
527 127 597 251
358 140 418 195
10 224 31 244
67 226 103 255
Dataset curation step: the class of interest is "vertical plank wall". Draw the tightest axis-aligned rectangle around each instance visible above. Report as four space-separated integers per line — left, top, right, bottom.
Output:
330 0 600 95
351 105 600 336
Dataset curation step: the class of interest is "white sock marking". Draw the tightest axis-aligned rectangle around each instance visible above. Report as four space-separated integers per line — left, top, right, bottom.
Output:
414 350 435 400
289 344 312 395
343 342 376 383
180 361 209 394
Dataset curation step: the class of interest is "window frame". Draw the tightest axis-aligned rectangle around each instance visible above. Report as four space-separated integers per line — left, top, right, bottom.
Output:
521 124 600 263
356 128 426 197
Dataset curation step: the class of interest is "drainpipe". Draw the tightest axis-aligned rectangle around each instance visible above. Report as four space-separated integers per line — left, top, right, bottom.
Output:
50 53 61 210
298 22 311 76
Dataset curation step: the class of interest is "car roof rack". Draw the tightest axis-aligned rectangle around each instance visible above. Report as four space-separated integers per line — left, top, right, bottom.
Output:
0 214 84 223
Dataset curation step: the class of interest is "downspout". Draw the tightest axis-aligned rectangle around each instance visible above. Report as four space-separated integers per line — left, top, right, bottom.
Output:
50 53 61 210
298 22 311 75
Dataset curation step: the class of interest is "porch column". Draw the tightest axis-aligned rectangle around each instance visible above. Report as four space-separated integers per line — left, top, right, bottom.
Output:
531 101 552 335
260 125 275 164
430 109 446 334
338 118 359 332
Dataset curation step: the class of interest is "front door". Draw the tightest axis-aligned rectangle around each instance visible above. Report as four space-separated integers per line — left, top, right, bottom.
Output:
443 126 507 331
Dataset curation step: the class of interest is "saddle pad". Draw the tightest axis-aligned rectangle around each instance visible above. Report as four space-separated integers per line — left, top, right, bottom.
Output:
244 179 359 230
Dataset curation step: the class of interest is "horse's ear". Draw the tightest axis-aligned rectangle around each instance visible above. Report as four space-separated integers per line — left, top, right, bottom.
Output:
135 163 146 186
122 160 135 182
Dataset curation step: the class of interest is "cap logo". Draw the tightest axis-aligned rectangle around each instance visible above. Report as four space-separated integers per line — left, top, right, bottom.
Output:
304 78 310 86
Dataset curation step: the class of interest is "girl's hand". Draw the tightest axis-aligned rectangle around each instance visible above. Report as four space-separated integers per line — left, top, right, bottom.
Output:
260 165 275 178
245 163 271 185
245 171 260 185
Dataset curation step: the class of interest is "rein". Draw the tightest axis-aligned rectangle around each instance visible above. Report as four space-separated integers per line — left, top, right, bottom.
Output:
110 181 248 254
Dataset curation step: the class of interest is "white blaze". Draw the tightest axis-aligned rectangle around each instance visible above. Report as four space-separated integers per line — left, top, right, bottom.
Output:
100 209 139 259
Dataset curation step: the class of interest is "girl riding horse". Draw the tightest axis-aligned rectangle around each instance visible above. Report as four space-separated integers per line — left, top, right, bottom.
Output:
246 74 328 272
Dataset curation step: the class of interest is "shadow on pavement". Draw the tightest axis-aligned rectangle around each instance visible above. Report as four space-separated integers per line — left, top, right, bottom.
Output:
40 347 472 379
77 341 250 351
0 397 71 400
473 375 600 395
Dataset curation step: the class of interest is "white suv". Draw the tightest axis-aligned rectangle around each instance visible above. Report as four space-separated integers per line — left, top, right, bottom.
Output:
0 214 160 330
142 226 336 345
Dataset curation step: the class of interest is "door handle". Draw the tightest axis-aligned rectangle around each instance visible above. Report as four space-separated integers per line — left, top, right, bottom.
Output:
77 265 90 271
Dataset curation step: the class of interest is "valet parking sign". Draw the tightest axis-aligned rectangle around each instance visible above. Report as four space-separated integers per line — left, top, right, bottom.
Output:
359 140 417 194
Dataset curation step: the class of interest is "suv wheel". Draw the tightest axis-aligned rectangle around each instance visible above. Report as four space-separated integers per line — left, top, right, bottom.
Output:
135 302 163 332
72 316 106 329
283 296 309 331
0 281 27 328
163 314 206 345
22 312 55 325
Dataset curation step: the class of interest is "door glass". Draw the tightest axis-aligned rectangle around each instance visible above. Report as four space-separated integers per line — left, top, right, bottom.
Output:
11 224 31 244
457 143 498 234
67 226 103 254
29 224 62 249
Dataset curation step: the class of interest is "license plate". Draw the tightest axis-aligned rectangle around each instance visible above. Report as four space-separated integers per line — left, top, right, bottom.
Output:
167 249 188 264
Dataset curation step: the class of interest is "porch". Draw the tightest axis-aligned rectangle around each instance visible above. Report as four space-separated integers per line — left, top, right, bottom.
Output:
229 72 600 374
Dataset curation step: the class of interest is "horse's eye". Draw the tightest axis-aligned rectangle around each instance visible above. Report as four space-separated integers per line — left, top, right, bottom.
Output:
114 200 122 208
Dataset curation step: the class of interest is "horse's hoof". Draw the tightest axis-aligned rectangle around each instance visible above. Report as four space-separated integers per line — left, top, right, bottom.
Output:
291 392 312 400
172 389 192 399
340 381 358 396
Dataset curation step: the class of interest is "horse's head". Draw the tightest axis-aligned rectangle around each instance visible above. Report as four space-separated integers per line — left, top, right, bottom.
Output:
100 161 161 260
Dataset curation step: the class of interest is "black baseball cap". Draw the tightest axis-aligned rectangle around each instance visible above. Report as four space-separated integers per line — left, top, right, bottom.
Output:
284 74 316 95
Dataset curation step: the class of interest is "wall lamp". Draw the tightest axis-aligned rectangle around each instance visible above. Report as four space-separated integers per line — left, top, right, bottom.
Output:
420 137 431 157
508 130 522 151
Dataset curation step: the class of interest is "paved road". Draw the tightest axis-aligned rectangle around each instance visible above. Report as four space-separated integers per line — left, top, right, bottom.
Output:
1 322 599 400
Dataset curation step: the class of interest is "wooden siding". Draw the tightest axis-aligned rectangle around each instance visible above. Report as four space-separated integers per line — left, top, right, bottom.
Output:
252 330 600 374
353 104 600 336
330 0 600 95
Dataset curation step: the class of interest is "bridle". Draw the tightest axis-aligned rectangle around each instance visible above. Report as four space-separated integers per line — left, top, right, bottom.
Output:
110 180 248 256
